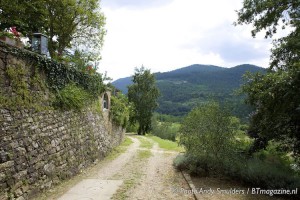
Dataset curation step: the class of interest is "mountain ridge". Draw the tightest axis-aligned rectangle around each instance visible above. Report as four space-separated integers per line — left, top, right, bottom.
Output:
112 64 265 119
112 64 264 94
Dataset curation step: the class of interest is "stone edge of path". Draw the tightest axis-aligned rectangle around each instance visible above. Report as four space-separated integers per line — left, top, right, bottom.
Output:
181 171 199 200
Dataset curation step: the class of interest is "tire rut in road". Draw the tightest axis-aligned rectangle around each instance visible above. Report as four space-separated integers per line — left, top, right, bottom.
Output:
124 137 194 200
110 136 152 200
87 136 141 180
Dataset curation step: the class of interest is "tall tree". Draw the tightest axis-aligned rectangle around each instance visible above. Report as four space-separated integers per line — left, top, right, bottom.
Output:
0 0 46 35
128 67 160 135
236 0 300 158
45 0 106 58
0 0 106 60
236 0 300 70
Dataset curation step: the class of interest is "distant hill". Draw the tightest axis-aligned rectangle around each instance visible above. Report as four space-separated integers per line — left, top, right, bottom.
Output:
111 77 132 94
112 64 265 120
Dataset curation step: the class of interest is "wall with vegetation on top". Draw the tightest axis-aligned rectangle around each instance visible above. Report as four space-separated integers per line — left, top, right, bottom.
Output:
0 42 125 200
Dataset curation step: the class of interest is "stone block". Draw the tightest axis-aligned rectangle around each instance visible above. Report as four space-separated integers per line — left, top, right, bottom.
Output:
28 172 39 183
16 147 26 156
0 161 14 171
15 156 26 165
0 192 9 200
27 117 33 123
21 185 29 193
0 109 9 115
0 151 8 163
15 196 25 200
41 180 52 190
0 182 8 190
43 163 55 177
15 163 27 171
25 145 33 153
13 170 27 181
50 139 56 147
48 148 56 154
14 188 23 197
0 172 6 182
32 141 39 149
6 178 14 187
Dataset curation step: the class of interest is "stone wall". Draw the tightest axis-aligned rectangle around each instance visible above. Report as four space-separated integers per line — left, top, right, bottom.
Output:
0 43 125 200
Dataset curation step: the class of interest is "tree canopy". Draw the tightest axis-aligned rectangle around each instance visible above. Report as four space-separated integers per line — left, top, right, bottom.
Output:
236 0 300 70
128 67 160 135
0 0 106 61
236 0 300 159
236 0 300 38
0 0 46 35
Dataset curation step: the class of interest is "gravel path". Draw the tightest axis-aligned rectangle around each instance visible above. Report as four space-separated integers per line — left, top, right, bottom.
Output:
36 134 291 200
39 135 194 200
89 136 141 180
128 140 194 200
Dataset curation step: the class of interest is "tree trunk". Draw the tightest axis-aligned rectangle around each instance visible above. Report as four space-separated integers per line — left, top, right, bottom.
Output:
138 126 142 135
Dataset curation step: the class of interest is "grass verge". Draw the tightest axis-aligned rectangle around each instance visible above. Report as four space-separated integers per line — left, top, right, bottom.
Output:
137 136 153 149
112 174 141 200
111 143 151 199
106 136 133 161
146 135 184 152
137 149 152 159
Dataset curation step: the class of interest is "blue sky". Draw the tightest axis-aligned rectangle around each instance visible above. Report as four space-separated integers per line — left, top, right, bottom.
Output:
99 0 273 80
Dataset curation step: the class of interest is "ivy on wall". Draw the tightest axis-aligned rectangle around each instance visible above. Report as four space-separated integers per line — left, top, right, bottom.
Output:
110 94 130 128
54 83 93 110
0 42 105 110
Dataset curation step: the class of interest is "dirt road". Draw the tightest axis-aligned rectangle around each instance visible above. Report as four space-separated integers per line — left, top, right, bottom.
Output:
35 134 289 200
38 135 194 200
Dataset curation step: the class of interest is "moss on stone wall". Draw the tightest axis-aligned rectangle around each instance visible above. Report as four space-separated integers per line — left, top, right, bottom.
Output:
0 42 106 112
0 42 104 100
0 64 49 110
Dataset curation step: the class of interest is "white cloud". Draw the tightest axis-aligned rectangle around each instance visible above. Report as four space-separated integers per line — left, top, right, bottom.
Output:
98 0 272 80
102 0 173 9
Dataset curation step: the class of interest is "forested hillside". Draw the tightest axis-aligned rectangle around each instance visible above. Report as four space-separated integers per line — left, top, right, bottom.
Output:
112 64 265 120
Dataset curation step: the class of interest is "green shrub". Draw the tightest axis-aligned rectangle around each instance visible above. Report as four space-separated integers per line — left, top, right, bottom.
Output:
238 158 300 190
240 124 249 131
179 101 237 160
173 154 217 176
151 119 179 141
174 101 300 191
173 154 190 171
54 83 92 110
110 94 129 128
126 122 138 133
175 153 300 190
